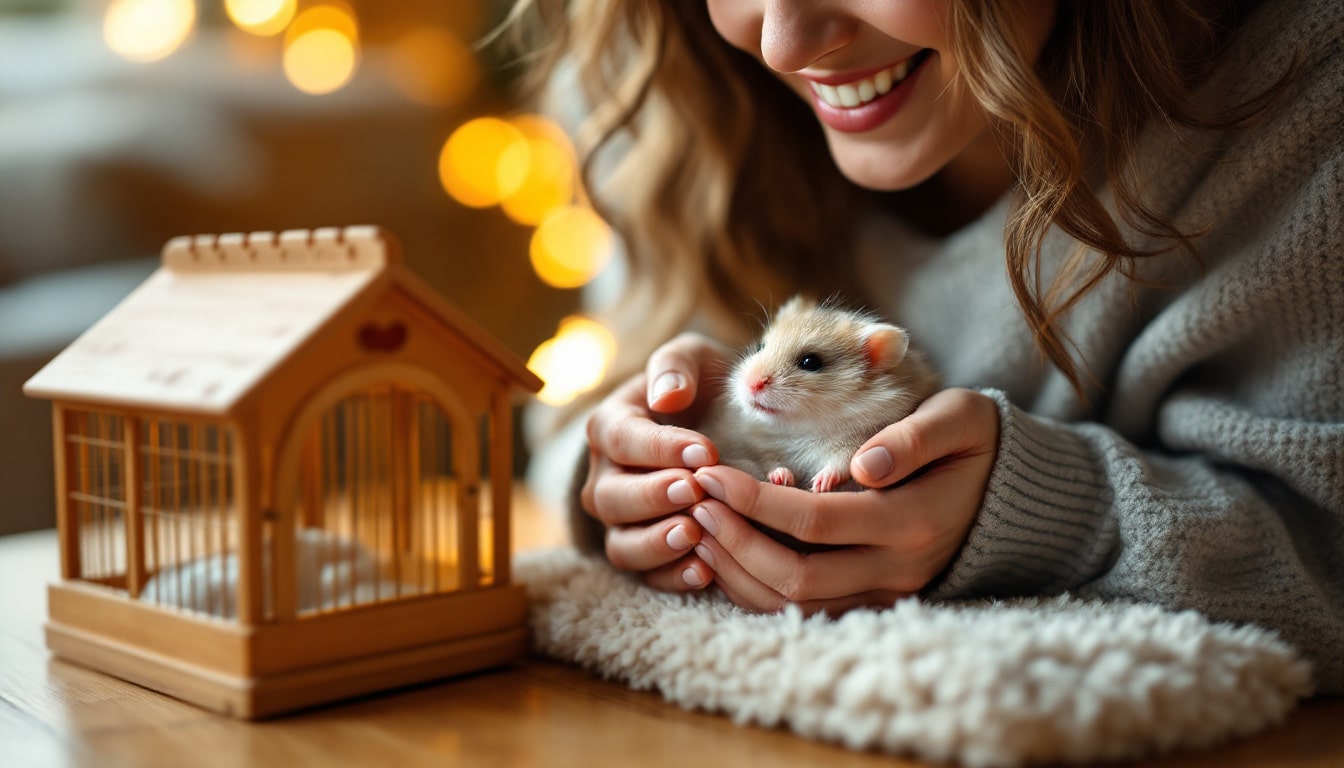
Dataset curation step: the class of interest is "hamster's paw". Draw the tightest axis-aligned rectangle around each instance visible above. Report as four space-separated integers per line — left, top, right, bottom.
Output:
768 467 795 486
810 467 848 493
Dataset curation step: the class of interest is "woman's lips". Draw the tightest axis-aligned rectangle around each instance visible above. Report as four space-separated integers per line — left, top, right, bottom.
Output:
802 50 932 134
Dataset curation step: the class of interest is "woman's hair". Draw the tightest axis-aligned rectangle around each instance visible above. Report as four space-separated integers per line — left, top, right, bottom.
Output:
505 0 1284 402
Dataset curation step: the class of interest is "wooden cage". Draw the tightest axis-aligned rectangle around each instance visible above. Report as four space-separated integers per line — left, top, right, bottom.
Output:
24 227 543 718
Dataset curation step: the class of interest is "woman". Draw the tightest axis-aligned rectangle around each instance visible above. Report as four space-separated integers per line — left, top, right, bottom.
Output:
511 0 1343 693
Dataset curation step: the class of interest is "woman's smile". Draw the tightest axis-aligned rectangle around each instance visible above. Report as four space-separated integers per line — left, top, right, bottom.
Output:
800 49 934 133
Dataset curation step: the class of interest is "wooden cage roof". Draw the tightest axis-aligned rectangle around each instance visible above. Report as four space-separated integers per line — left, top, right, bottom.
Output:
23 226 542 415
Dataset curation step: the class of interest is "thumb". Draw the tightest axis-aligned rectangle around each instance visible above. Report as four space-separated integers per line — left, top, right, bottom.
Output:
850 389 997 487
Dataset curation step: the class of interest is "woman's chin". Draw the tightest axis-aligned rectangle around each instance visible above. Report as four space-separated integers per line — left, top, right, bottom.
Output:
830 152 937 192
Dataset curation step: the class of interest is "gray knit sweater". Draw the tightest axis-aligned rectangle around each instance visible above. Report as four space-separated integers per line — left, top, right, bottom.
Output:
855 0 1343 693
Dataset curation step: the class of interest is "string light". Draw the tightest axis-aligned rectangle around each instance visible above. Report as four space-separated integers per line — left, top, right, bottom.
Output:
225 0 297 37
529 205 613 290
439 117 529 208
527 316 617 406
103 0 196 62
282 4 360 95
499 115 576 227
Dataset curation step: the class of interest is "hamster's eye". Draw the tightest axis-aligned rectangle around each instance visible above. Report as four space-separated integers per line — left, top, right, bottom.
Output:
797 353 825 372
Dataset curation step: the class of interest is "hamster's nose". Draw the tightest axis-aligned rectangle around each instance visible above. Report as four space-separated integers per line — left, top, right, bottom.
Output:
748 374 772 394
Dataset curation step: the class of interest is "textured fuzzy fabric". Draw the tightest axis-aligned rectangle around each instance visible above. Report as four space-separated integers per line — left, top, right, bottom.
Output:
516 548 1312 767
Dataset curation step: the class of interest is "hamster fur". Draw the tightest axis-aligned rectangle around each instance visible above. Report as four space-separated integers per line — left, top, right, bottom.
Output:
701 295 941 493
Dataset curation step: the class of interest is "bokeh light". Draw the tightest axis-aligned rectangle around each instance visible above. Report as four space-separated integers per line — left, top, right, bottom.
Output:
285 2 359 43
530 205 613 289
527 316 617 406
385 27 480 107
103 0 196 63
439 117 529 209
499 116 576 227
225 0 297 37
282 4 360 95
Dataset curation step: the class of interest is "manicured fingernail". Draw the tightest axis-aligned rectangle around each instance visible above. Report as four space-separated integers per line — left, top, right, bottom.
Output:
667 479 696 506
696 472 725 500
855 447 893 480
692 505 719 536
682 566 707 588
651 372 684 402
694 543 717 571
682 444 711 468
666 524 693 551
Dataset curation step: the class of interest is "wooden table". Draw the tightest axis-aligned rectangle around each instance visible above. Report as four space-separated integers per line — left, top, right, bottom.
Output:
3 493 1342 768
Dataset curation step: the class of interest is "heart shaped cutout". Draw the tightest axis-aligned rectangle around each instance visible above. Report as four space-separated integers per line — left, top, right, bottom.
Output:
357 321 407 353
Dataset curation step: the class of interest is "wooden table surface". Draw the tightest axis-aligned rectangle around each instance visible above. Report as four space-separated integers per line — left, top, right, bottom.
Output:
3 491 1342 768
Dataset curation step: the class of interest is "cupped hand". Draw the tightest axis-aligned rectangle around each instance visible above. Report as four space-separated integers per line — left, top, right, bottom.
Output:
688 388 1000 615
577 332 735 592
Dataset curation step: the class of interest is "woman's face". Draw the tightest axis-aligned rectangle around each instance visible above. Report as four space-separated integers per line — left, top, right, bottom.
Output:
705 0 1055 192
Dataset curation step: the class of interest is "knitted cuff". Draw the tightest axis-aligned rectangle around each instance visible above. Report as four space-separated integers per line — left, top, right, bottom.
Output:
924 389 1120 601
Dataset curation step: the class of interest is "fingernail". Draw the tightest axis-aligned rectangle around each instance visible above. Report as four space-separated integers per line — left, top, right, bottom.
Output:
666 524 693 551
667 479 696 506
692 504 719 536
694 543 717 571
651 372 684 402
682 566 707 588
855 447 893 481
681 444 711 468
696 471 726 500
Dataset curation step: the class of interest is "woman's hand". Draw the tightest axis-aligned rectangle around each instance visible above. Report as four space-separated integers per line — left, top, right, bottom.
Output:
577 333 733 592
688 388 999 614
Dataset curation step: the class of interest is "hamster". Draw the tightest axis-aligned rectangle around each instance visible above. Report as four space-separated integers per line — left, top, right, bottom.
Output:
700 295 940 493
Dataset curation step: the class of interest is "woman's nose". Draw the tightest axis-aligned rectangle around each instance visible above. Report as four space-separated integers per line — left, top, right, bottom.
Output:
758 0 855 73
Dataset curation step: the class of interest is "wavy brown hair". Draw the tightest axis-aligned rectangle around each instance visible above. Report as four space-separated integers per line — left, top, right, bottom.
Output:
504 0 1285 404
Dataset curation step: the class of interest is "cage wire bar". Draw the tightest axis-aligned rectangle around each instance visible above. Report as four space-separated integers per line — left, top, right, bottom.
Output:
63 409 240 618
61 382 489 625
296 384 478 618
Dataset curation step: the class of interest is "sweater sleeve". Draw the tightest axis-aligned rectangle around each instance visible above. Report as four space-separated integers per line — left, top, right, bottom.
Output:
925 388 1344 695
924 0 1344 694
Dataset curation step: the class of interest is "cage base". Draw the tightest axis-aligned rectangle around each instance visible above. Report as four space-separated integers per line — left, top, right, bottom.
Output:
47 617 529 719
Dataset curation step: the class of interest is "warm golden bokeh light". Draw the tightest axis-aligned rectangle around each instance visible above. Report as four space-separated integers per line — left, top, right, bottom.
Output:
225 0 297 36
103 0 196 63
528 316 617 406
279 3 360 94
385 28 480 107
285 2 359 45
530 206 613 289
284 28 358 95
499 115 577 227
439 118 529 209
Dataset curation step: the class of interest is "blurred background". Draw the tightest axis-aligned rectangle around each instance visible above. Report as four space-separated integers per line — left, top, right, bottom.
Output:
0 0 619 534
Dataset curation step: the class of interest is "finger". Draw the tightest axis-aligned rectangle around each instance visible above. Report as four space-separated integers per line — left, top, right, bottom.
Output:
694 536 786 613
608 515 701 571
587 394 717 471
694 494 923 600
603 513 703 572
851 388 999 488
645 333 734 414
694 465 893 546
640 552 715 593
590 467 705 525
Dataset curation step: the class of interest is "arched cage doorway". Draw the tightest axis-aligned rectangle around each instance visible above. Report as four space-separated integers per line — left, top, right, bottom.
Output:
273 366 495 621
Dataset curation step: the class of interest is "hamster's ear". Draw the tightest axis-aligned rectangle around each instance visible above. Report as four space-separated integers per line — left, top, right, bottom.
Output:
777 294 814 319
862 324 909 369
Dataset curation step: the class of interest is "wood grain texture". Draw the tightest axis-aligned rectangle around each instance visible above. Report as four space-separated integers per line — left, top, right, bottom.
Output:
2 489 1341 767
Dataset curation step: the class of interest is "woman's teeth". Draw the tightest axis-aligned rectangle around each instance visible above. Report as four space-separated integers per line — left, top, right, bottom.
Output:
811 57 917 109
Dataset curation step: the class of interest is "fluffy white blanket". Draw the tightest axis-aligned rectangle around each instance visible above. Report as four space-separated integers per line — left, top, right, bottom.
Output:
514 548 1312 767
